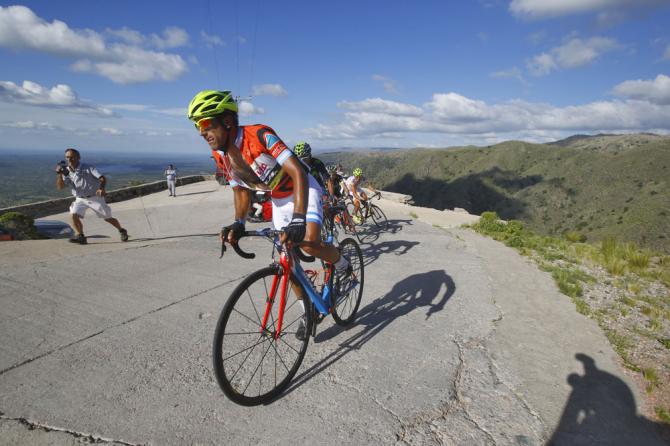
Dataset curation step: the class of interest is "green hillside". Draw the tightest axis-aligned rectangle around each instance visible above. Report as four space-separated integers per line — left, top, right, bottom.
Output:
320 134 670 253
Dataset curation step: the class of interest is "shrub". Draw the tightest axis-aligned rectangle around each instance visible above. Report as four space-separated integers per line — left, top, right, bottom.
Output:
626 248 650 270
601 237 619 260
0 211 44 240
605 257 627 276
564 231 587 243
475 211 506 233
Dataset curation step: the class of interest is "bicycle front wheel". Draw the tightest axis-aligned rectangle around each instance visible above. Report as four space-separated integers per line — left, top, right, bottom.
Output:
332 238 364 325
370 204 388 231
212 266 312 406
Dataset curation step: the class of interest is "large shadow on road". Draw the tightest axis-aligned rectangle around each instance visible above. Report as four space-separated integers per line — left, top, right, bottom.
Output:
277 269 455 400
355 218 413 245
549 353 670 445
359 239 421 267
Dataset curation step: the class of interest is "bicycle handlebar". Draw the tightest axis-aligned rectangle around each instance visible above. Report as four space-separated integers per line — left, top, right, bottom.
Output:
219 228 315 263
369 191 381 200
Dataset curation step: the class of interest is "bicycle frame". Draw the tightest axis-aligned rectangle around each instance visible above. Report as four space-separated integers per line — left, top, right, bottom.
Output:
260 239 333 339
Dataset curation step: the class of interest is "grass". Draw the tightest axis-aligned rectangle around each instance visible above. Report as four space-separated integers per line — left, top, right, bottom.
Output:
469 211 670 412
643 367 660 393
656 407 670 424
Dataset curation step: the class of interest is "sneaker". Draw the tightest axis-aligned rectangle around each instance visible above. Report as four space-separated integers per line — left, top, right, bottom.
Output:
69 234 87 245
119 228 129 242
295 317 307 341
352 215 361 225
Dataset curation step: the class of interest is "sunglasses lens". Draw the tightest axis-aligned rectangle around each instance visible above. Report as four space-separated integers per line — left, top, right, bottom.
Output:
196 117 216 131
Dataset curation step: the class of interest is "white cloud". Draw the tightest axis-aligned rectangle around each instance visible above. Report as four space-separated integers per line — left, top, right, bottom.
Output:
201 30 224 47
0 5 188 84
509 0 668 19
1 120 64 131
372 74 399 94
526 53 557 76
105 103 186 117
612 74 670 105
106 27 144 45
527 37 621 76
528 30 547 45
101 127 122 135
150 26 189 49
0 80 113 115
490 66 529 85
251 84 288 97
338 98 422 116
238 100 264 116
70 46 188 84
304 88 670 141
107 25 189 49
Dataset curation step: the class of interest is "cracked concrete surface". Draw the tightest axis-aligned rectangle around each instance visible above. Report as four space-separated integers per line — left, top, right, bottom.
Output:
0 180 664 445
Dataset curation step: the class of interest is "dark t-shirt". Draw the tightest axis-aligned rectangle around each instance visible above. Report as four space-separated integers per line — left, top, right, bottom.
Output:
304 157 330 191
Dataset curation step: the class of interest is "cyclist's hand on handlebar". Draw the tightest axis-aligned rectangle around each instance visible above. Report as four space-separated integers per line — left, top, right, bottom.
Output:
280 213 306 244
221 221 245 244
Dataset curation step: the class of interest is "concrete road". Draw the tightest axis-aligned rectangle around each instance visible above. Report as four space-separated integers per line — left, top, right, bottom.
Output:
0 180 665 445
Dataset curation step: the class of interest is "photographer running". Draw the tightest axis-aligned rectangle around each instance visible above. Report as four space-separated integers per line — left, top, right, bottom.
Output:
55 148 129 245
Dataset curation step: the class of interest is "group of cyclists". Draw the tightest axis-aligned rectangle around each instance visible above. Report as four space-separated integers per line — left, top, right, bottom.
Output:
189 89 371 270
189 89 376 341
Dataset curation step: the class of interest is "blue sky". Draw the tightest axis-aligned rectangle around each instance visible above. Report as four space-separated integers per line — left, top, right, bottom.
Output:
1 0 670 155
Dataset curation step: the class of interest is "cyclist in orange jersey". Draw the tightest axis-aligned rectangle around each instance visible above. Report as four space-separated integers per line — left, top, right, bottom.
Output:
188 90 351 275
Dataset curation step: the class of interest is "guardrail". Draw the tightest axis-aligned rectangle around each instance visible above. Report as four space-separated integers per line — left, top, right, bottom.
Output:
0 175 210 219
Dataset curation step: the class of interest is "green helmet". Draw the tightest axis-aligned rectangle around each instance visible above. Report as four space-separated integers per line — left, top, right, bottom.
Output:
293 142 312 158
353 168 363 177
187 90 238 121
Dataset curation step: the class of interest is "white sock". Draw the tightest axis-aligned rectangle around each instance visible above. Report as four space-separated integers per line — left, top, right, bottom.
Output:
334 254 350 272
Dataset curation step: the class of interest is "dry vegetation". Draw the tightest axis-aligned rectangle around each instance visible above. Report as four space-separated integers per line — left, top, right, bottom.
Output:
471 212 670 425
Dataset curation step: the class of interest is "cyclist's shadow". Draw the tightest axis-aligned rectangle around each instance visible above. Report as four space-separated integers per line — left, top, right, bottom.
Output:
279 269 455 399
360 240 420 267
549 353 670 445
356 219 412 244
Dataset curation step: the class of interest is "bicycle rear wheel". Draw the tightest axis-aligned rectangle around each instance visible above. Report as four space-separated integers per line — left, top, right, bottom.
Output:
332 238 364 325
370 204 388 231
212 266 312 406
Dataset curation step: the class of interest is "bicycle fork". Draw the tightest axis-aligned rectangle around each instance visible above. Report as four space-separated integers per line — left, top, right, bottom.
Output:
260 250 292 340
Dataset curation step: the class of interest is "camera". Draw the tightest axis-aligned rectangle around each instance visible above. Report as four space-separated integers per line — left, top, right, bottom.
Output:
58 160 69 175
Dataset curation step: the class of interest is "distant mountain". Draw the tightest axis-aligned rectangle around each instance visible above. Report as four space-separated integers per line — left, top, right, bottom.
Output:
321 134 670 253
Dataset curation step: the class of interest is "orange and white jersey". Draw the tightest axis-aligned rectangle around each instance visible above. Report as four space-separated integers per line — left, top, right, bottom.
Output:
212 124 295 199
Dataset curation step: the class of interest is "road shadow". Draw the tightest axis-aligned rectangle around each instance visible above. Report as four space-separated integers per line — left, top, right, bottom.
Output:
548 353 670 445
350 218 412 245
359 239 420 267
122 233 218 243
275 269 455 401
170 190 217 197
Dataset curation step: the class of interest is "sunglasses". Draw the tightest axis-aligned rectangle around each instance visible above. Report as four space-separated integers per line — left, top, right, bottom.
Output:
194 116 219 132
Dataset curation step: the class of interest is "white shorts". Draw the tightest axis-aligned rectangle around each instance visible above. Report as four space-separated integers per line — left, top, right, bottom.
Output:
272 174 323 229
69 196 113 219
348 186 363 199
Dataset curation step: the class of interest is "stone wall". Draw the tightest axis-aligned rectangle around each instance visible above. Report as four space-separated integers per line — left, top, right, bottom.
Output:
0 175 209 219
